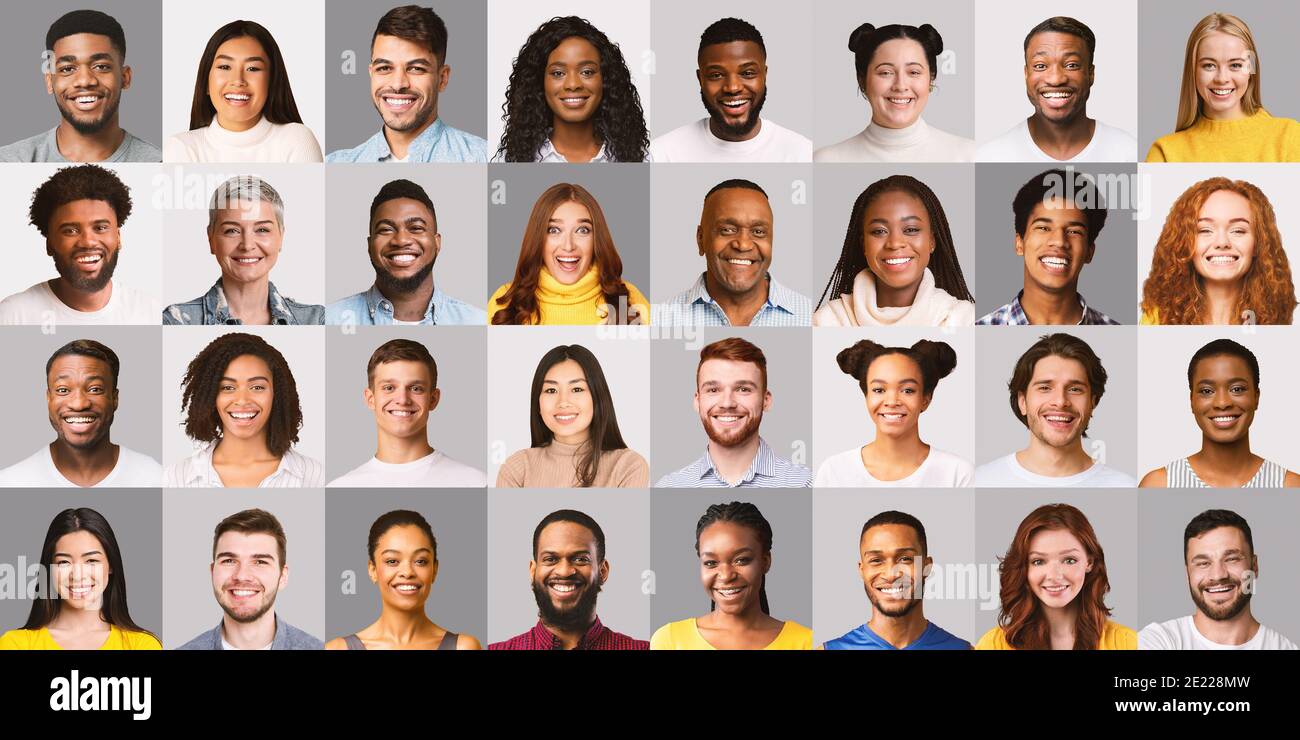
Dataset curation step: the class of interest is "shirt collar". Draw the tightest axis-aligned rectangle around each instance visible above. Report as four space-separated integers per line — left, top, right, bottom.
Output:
187 441 303 486
537 136 610 162
362 282 442 322
204 279 293 324
1010 290 1096 325
687 272 795 314
530 616 606 650
371 118 447 161
214 613 282 650
693 437 775 485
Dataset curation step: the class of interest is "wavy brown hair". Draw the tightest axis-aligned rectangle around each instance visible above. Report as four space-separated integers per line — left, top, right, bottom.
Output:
1140 177 1296 325
996 503 1112 650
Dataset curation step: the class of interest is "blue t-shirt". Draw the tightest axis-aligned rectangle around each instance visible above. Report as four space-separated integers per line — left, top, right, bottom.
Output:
824 621 971 650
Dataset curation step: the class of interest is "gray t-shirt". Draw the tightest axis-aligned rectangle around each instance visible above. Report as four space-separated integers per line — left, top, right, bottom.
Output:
0 126 161 162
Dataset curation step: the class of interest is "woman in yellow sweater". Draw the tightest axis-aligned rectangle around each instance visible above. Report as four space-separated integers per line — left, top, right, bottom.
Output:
1147 13 1300 162
490 183 649 325
976 503 1135 650
0 508 160 650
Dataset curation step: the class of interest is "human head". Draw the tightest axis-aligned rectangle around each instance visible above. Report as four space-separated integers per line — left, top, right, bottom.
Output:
1176 13 1261 131
697 179 773 302
528 345 628 487
1008 333 1107 443
696 18 767 140
695 337 771 449
1186 338 1260 446
530 509 609 632
367 178 441 298
364 338 440 442
188 20 304 130
1183 509 1257 622
29 164 132 294
848 23 943 129
210 508 288 624
207 176 285 286
695 501 773 615
369 5 451 138
837 339 957 399
46 339 120 451
1012 169 1107 299
44 10 131 136
838 339 956 440
366 509 438 609
1022 17 1095 125
179 332 302 457
859 510 931 617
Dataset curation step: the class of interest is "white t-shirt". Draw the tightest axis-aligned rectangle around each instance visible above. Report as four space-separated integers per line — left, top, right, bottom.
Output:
815 447 973 488
649 118 812 162
975 452 1137 487
977 118 1136 162
221 635 273 650
0 280 159 325
328 450 488 488
164 117 324 163
0 445 162 487
1139 615 1298 650
814 118 975 163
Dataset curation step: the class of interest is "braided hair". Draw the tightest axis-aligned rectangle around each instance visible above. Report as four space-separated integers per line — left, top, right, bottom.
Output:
695 501 773 615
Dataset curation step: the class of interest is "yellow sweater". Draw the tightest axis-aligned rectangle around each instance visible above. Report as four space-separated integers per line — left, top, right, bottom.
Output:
0 625 162 650
489 266 650 325
1147 109 1300 162
975 620 1136 650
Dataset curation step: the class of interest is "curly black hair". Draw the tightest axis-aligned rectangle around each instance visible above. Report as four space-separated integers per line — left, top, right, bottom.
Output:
29 164 133 237
496 16 648 163
180 332 303 458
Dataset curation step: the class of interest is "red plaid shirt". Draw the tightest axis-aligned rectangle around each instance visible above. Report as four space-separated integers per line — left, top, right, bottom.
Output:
488 616 648 650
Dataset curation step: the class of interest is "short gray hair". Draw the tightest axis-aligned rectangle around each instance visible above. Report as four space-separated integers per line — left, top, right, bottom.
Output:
207 176 284 232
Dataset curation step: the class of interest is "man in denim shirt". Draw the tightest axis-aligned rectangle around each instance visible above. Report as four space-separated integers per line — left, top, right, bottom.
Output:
327 179 486 326
326 6 486 163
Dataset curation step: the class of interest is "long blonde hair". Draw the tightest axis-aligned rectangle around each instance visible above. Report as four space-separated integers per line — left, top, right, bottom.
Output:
1176 13 1263 132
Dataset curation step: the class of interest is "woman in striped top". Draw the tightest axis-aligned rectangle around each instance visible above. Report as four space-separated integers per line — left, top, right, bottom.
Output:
1140 339 1299 488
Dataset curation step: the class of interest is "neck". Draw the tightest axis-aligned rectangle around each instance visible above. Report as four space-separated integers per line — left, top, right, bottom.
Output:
380 273 434 321
220 277 271 325
705 272 769 326
1041 602 1078 645
1202 104 1248 122
377 605 432 645
1019 281 1083 325
874 276 923 309
551 431 589 448
710 117 762 143
49 438 119 485
549 118 601 161
867 606 929 648
1026 112 1095 158
1203 281 1243 324
542 614 595 650
707 435 762 485
50 605 107 632
1194 433 1254 470
868 428 927 458
221 611 276 649
1192 607 1260 646
213 434 274 463
383 113 438 160
375 430 434 464
54 119 125 161
1018 437 1094 477
702 604 769 630
49 278 113 313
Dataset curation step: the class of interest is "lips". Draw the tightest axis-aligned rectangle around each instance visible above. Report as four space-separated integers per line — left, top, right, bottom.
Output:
1205 254 1239 265
223 92 252 107
725 257 757 268
877 411 907 423
1203 582 1237 598
883 96 914 107
547 579 583 600
67 584 94 598
1208 87 1235 99
226 409 260 428
718 97 751 118
62 414 98 433
553 254 583 273
1040 583 1070 596
1208 413 1241 428
384 251 421 268
1042 412 1076 429
1039 255 1070 273
227 586 261 600
557 95 590 109
1039 89 1075 109
72 251 105 272
713 584 746 601
711 412 746 426
386 408 417 418
381 93 418 111
875 581 912 597
880 255 915 272
70 93 103 111
553 413 578 425
392 582 421 596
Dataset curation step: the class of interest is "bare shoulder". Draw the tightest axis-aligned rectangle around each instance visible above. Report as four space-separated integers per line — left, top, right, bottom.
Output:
1138 467 1167 488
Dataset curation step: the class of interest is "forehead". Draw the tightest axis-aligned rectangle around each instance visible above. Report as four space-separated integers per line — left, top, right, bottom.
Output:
215 530 279 557
1029 354 1089 384
550 200 592 221
1028 196 1086 224
698 357 763 385
55 529 103 552
378 524 433 551
867 352 921 380
700 520 761 550
51 199 118 224
1187 525 1250 556
699 40 765 67
373 359 432 384
51 32 121 59
537 521 598 552
861 523 922 551
866 190 927 217
1028 527 1084 553
1199 189 1251 217
543 358 586 383
871 38 928 64
215 35 266 59
372 197 434 225
549 36 600 63
224 353 272 377
1192 353 1252 382
213 198 278 222
372 33 439 64
704 188 772 221
1197 30 1250 59
48 353 112 379
1026 31 1089 59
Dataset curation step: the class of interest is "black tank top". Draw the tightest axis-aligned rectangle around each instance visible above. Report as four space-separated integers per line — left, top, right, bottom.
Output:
342 631 459 650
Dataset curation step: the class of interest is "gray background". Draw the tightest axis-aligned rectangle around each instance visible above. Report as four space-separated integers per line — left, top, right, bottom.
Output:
811 0 977 145
487 488 651 643
974 325 1139 477
812 326 977 474
0 326 162 468
650 489 812 638
324 489 487 645
325 163 487 310
326 0 488 152
0 491 163 640
650 327 812 483
1137 0 1300 159
975 163 1139 324
0 0 163 148
161 489 325 648
324 325 487 481
163 164 327 308
812 489 978 646
812 163 977 309
649 163 814 303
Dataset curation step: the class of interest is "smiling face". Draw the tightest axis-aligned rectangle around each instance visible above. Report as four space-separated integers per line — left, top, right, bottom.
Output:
699 520 770 616
860 523 930 618
369 33 447 134
539 358 593 445
1024 31 1093 125
695 358 769 448
47 198 121 294
697 40 768 140
52 530 109 610
209 199 282 286
530 521 607 632
863 190 933 293
1186 525 1255 621
1195 31 1252 120
698 187 773 299
46 33 130 135
368 524 437 611
366 359 439 442
1016 197 1093 296
1190 354 1258 444
1027 528 1091 611
863 38 931 129
217 354 273 443
1018 354 1096 450
544 36 603 126
47 354 117 450
368 197 440 295
207 35 270 132
211 531 285 624
1192 190 1255 288
542 200 595 285
864 353 930 439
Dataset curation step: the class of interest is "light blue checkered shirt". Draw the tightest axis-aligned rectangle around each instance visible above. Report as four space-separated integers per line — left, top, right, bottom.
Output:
655 272 812 327
326 283 486 326
326 118 487 163
655 437 812 488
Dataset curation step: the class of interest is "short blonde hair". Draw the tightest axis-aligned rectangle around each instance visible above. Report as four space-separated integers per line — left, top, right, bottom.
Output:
1176 13 1262 132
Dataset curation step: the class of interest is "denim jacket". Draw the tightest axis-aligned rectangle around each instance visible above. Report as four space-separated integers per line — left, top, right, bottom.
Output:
163 279 324 325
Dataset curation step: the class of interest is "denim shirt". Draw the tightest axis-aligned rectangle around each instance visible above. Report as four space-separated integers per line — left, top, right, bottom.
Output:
325 283 487 326
163 279 324 325
176 613 324 650
325 118 488 163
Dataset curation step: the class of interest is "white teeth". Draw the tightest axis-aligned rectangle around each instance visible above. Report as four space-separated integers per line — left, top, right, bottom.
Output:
1211 416 1237 423
880 413 904 420
727 259 754 266
389 254 417 264
1042 92 1071 98
1041 256 1068 267
76 254 102 263
715 415 740 422
224 93 250 101
1211 88 1234 95
1207 255 1237 263
1206 585 1233 592
1043 584 1068 592
389 410 414 417
64 416 95 424
231 589 257 597
1044 415 1072 423
879 585 906 594
229 411 257 419
550 583 576 593
554 414 577 421
886 97 913 104
75 96 98 104
717 587 742 595
235 257 260 264
722 100 748 108
556 256 580 263
394 584 418 592
384 96 414 107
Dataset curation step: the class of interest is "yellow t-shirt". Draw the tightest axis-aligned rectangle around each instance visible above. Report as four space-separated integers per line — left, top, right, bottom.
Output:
975 620 1137 650
489 266 650 325
0 625 162 650
650 618 813 650
1146 109 1300 162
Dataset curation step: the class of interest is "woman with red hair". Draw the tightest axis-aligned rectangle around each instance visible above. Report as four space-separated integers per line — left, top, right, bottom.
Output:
976 503 1135 650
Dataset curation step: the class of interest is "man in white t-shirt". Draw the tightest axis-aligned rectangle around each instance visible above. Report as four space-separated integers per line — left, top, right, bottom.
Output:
0 164 158 324
977 17 1135 163
1140 510 1297 650
0 339 160 487
975 333 1135 487
649 17 811 163
328 338 486 487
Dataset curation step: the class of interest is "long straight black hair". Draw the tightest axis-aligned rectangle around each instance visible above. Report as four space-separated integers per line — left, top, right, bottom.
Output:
188 20 305 130
528 344 628 487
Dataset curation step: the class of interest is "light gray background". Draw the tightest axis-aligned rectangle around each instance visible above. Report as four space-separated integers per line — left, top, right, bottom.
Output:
162 164 326 308
650 327 812 483
161 489 325 648
324 325 487 482
161 325 325 469
0 0 163 148
0 326 161 468
973 490 1138 636
325 0 488 152
1136 164 1300 324
649 164 814 303
811 0 977 145
1137 491 1300 640
972 0 1138 145
812 326 977 475
486 0 652 154
324 489 487 645
0 163 162 310
648 0 813 139
812 163 976 309
975 163 1139 323
813 489 978 646
487 488 651 643
650 489 812 637
1135 326 1300 477
974 325 1138 477
161 0 326 150
486 326 651 485
325 163 487 309
0 491 162 640
1137 0 1300 159
487 164 649 306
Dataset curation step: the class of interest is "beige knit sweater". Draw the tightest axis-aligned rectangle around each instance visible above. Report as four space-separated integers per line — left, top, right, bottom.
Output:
495 439 648 488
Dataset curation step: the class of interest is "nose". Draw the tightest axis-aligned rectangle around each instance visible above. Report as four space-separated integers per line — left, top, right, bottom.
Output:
1206 559 1229 582
67 387 92 409
1044 62 1067 85
722 72 743 94
72 63 97 89
563 70 583 90
552 559 576 578
1212 387 1233 408
395 386 412 405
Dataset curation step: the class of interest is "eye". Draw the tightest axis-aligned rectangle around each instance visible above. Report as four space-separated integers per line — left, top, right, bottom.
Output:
575 556 591 565
1030 558 1044 566
719 226 737 235
54 387 69 395
1032 63 1046 71
94 63 112 72
1064 557 1078 565
1231 384 1248 394
374 64 392 73
571 386 585 393
580 68 597 78
546 226 561 234
216 64 231 71
703 559 718 568
384 559 397 566
751 228 768 238
58 65 75 74
223 227 240 236
542 387 555 394
576 225 592 234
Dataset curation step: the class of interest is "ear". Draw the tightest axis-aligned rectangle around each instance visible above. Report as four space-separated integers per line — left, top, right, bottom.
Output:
695 68 704 87
528 559 537 583
278 563 289 590
1084 240 1096 265
437 63 450 93
432 232 442 262
696 225 705 256
428 387 441 413
762 550 772 574
111 388 120 413
762 389 772 413
922 555 934 578
122 64 133 91
367 560 377 583
45 73 54 96
919 393 933 413
693 391 701 416
364 386 376 412
1017 391 1028 418
1015 233 1025 256
598 559 610 586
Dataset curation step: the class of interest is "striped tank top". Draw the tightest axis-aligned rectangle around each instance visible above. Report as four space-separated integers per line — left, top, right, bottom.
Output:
1164 457 1287 488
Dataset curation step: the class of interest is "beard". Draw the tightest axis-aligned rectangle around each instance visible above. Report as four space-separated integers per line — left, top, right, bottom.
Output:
53 248 119 293
370 251 434 296
701 87 767 138
1190 578 1251 622
532 576 602 634
56 92 122 136
376 90 437 133
703 408 762 448
864 580 923 619
218 585 278 624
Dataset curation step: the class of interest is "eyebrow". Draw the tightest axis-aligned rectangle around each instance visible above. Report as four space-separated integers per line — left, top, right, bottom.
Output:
717 217 770 226
1192 548 1246 559
863 547 919 555
1197 217 1251 224
1198 56 1249 63
1032 377 1088 387
216 551 277 561
56 52 115 64
1197 376 1250 384
701 547 755 557
868 215 921 224
54 550 103 558
1030 215 1087 229
216 54 267 63
549 217 593 224
869 377 919 384
218 219 276 227
542 378 587 385
539 549 592 557
52 372 107 383
380 548 432 556
1029 549 1082 557
371 56 433 67
221 375 270 383
57 219 113 229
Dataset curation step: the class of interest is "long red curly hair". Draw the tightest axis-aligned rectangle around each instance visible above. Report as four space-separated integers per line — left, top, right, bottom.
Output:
1141 177 1297 325
996 504 1112 650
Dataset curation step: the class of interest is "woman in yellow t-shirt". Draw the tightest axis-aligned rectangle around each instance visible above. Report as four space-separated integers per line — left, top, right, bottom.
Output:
0 508 160 651
489 183 649 325
976 503 1135 651
651 502 813 650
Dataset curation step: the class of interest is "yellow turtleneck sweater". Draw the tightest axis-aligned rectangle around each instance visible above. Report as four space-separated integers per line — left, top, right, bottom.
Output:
488 266 650 325
1146 109 1300 162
